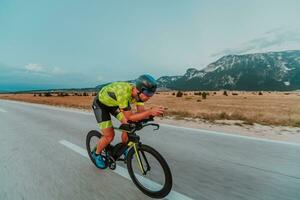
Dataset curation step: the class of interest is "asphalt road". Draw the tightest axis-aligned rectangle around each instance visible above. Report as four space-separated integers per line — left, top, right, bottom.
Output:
0 99 300 200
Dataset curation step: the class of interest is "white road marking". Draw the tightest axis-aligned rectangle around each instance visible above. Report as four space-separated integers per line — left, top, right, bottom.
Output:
59 140 89 158
0 99 90 115
3 99 300 146
160 123 300 147
0 107 7 112
59 140 194 200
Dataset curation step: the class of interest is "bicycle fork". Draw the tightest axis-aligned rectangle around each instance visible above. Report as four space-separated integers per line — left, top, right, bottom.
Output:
128 142 150 175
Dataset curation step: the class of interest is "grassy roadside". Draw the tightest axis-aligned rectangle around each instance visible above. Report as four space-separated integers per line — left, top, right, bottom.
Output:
165 110 300 127
1 91 300 127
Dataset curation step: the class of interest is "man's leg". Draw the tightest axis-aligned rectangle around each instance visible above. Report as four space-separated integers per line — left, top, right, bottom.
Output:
96 125 115 154
92 98 115 155
113 110 128 144
121 131 128 144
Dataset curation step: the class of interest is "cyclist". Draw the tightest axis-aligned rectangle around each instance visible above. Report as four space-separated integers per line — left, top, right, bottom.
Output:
91 74 164 168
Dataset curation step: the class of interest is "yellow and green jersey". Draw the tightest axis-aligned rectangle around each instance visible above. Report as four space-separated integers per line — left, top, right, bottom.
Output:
98 82 144 110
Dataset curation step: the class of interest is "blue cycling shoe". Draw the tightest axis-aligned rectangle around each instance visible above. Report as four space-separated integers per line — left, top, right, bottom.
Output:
123 148 129 158
92 151 106 169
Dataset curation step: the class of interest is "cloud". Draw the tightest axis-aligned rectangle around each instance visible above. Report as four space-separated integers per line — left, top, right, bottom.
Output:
24 63 67 76
25 63 44 72
52 67 65 75
212 28 300 57
1 62 100 91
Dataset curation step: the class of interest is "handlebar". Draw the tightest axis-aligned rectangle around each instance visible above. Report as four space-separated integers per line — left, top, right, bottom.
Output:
127 116 154 124
117 116 160 133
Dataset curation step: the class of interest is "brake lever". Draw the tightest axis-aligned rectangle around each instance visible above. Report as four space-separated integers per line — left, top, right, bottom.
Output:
153 125 159 131
146 123 160 131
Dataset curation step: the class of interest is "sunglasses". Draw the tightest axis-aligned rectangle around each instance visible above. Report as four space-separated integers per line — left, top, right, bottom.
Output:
141 88 155 97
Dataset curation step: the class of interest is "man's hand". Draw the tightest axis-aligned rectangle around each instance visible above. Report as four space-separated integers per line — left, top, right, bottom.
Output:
149 106 165 117
123 106 165 122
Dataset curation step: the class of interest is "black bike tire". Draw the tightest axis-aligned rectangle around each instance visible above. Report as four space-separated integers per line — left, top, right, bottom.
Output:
127 144 172 198
86 130 108 169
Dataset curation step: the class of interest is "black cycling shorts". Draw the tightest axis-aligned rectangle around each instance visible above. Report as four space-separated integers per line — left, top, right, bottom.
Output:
92 97 123 129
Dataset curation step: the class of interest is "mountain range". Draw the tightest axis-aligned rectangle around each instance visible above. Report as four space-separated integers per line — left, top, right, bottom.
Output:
157 50 300 91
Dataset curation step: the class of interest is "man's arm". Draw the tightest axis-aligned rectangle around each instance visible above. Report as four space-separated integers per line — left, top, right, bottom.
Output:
136 105 145 113
121 106 164 123
122 109 151 123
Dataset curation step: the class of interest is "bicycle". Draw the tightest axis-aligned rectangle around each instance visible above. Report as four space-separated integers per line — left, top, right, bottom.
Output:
86 117 173 199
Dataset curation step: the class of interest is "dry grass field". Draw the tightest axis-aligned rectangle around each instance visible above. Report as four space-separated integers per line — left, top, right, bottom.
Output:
1 91 300 127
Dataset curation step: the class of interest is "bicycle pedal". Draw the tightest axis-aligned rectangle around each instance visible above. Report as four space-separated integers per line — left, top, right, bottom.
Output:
109 162 116 170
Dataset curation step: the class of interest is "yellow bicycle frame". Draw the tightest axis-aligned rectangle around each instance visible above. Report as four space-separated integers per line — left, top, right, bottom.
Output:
128 141 145 174
115 127 146 174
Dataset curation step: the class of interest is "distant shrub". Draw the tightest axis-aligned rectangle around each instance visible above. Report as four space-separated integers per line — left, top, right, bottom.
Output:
156 92 160 94
197 99 202 102
223 91 228 96
44 92 52 97
294 120 300 127
57 92 69 97
232 93 238 96
284 93 290 95
184 93 188 96
213 92 217 94
33 94 36 97
202 92 207 99
219 112 230 119
231 112 247 121
176 91 183 97
243 121 254 125
83 92 89 96
165 110 191 119
259 91 263 95
92 92 97 96
194 92 202 95
38 93 42 97
172 92 175 95
234 122 243 126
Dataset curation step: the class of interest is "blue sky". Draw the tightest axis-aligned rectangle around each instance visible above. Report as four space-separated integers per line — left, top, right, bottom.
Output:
1 0 300 91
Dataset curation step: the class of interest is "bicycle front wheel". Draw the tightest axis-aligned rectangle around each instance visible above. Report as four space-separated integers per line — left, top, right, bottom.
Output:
127 144 172 198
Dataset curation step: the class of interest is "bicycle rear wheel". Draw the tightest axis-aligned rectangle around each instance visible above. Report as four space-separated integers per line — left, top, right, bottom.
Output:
127 144 172 198
86 130 108 169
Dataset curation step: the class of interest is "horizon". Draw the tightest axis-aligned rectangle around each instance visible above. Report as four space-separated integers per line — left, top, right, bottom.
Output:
1 0 300 91
1 48 300 93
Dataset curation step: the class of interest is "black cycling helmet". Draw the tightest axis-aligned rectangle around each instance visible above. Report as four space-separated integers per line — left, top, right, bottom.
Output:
135 74 157 97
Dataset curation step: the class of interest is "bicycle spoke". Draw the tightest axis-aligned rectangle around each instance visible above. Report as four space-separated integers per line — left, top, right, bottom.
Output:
131 150 166 192
134 150 146 174
141 150 151 172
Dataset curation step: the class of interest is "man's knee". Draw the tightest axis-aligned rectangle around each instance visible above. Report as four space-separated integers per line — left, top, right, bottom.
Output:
121 131 128 144
103 134 114 143
102 127 115 143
